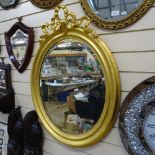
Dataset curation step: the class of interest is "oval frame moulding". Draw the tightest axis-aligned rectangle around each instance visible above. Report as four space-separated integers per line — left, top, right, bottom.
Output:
81 0 154 29
31 5 121 147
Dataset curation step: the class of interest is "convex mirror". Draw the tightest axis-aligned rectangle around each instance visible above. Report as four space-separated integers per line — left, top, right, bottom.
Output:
31 6 120 147
81 0 154 29
5 20 34 73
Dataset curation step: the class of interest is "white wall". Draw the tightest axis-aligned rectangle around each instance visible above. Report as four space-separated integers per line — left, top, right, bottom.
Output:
0 0 155 155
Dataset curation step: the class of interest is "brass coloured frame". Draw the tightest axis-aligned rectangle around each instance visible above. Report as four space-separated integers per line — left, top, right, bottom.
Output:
30 0 62 9
31 6 120 147
81 0 154 29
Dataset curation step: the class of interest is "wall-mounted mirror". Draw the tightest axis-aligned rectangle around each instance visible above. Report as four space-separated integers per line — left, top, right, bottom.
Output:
119 76 155 155
30 0 62 9
5 20 34 73
31 6 120 147
81 0 154 29
0 0 19 9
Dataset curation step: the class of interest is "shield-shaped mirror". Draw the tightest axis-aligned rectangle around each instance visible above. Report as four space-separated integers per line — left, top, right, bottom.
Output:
0 0 19 9
5 21 34 73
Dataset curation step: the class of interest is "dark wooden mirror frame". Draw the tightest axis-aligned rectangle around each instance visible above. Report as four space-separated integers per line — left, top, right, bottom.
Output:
0 0 19 10
5 21 34 73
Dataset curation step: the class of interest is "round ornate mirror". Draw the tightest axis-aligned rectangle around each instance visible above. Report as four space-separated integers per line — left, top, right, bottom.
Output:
31 6 120 147
81 0 154 29
30 0 62 9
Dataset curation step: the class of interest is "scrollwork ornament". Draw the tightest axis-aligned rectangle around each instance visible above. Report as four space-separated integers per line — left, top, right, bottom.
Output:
39 6 98 43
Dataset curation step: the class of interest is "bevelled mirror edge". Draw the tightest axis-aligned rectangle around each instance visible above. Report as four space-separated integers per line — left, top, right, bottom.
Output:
5 21 34 73
31 5 120 147
81 0 154 29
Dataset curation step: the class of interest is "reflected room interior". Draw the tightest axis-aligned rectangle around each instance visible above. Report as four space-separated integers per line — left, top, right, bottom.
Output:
88 0 142 20
40 39 105 134
11 29 28 64
0 69 6 89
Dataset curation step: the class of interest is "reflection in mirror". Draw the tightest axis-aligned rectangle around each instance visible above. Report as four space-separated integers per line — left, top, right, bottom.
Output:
40 39 105 134
0 69 6 89
88 0 142 21
11 29 28 64
0 0 19 9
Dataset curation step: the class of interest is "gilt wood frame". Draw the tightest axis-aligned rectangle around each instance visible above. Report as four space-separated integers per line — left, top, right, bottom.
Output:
31 6 121 148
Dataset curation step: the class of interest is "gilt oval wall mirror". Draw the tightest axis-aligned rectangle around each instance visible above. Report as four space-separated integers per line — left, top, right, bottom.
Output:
5 20 34 73
31 6 120 147
30 0 62 9
81 0 154 29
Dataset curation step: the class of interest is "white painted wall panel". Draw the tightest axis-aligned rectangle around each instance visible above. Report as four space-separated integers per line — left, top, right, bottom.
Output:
0 0 155 155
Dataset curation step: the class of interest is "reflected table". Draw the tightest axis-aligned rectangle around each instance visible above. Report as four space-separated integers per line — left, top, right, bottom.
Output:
45 79 96 102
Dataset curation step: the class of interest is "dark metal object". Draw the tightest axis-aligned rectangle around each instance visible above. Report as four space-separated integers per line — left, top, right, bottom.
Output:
5 21 34 73
0 59 15 113
0 0 19 9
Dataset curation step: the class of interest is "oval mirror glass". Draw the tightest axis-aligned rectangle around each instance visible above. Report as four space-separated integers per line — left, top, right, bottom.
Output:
88 0 142 21
81 0 154 29
11 29 28 65
40 39 105 134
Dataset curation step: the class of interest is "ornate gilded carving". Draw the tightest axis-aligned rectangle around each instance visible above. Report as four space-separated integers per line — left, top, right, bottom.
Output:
31 6 120 148
40 6 98 43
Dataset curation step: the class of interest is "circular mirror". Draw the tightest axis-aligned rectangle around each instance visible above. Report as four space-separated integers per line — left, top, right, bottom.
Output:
31 6 120 147
81 0 154 29
30 0 62 9
40 39 105 134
